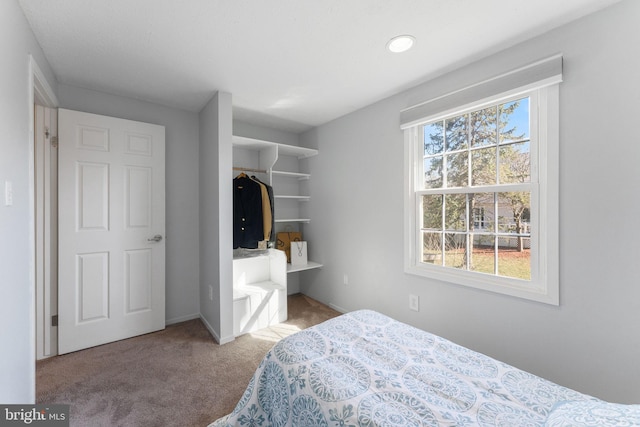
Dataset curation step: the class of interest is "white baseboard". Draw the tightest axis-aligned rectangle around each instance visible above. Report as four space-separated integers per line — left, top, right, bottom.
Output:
165 313 200 326
199 314 235 345
328 303 348 314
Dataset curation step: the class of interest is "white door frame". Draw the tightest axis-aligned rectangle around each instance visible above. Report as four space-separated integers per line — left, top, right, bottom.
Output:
28 54 58 392
34 105 58 359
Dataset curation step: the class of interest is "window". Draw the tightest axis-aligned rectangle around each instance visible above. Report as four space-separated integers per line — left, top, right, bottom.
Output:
402 57 560 304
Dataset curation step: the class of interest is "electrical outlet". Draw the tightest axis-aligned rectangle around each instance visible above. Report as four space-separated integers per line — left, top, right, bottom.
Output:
209 285 213 301
409 294 419 312
343 274 349 286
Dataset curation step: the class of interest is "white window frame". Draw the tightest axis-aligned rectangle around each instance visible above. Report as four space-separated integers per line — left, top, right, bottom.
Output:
403 84 559 305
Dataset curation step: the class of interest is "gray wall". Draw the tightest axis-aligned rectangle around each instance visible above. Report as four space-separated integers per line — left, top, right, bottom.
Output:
233 120 300 146
300 0 640 403
199 92 234 343
57 85 201 325
0 0 57 403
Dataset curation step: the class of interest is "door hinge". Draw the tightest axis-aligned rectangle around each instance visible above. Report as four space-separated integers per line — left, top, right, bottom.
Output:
51 315 58 327
45 126 58 147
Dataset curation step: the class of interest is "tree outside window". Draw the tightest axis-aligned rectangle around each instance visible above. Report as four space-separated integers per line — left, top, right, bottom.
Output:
420 97 531 280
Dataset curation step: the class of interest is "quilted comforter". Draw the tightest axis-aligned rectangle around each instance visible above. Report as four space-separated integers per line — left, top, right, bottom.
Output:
211 310 640 426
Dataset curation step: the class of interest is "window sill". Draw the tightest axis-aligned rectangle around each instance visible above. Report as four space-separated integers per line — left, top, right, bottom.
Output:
405 262 558 305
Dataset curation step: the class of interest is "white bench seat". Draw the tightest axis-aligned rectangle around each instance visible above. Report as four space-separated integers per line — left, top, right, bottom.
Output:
232 250 287 336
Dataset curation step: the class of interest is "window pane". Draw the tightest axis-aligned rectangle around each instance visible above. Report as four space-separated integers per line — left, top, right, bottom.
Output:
424 122 444 155
444 194 466 231
499 98 529 143
422 194 443 230
499 142 530 184
444 233 466 269
470 235 495 275
445 114 468 151
446 152 468 187
470 106 497 147
469 193 495 232
497 236 531 280
422 232 442 265
497 192 531 234
471 147 496 186
424 156 443 189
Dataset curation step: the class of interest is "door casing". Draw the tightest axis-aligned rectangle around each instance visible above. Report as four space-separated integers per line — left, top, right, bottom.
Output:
30 55 59 368
34 105 58 360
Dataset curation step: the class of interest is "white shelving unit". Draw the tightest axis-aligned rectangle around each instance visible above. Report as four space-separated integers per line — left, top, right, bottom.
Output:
232 249 287 336
275 195 310 201
287 261 323 273
232 135 322 273
272 170 310 180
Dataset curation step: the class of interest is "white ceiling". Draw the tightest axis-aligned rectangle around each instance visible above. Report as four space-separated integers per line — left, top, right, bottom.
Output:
19 0 620 133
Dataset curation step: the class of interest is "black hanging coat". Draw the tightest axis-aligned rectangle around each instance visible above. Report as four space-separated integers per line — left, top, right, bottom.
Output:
233 174 264 248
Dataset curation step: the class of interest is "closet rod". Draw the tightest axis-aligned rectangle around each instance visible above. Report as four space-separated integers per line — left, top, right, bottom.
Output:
233 166 267 174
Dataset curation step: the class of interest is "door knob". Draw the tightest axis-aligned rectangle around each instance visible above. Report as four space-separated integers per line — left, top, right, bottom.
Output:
148 234 163 242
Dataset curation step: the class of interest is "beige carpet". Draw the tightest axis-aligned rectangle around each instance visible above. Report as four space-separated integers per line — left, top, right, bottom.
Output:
36 294 340 427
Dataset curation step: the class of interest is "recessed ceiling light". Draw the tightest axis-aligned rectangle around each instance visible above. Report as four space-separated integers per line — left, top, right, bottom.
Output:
386 35 415 53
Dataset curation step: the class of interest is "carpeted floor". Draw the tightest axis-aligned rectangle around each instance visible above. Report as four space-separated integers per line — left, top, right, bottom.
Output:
36 294 340 427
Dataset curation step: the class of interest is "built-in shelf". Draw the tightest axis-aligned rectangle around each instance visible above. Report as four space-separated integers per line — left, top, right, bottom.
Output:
272 170 310 180
279 145 318 159
287 261 323 273
233 135 318 159
233 135 321 274
275 195 310 201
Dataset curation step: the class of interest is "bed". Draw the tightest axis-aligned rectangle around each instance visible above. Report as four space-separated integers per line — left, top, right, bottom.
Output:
210 310 640 426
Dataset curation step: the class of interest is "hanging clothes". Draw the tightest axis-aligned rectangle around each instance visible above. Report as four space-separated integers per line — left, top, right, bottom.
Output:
251 176 275 245
233 173 264 249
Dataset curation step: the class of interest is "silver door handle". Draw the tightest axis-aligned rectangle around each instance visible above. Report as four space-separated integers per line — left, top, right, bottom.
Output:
148 234 163 242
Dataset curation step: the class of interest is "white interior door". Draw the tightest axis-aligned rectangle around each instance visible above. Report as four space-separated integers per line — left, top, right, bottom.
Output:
58 108 165 354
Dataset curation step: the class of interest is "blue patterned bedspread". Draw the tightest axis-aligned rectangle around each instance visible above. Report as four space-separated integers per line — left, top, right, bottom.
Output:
211 310 640 426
